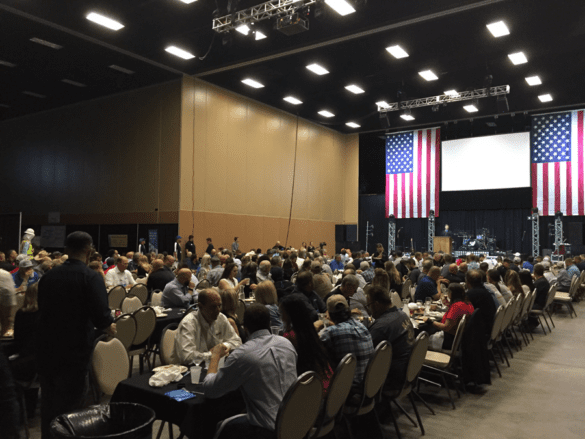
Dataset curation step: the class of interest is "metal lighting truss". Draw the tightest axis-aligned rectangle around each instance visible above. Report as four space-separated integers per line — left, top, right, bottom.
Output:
377 85 510 112
365 221 374 254
212 0 317 33
530 211 539 258
428 215 435 252
554 216 563 257
388 221 396 254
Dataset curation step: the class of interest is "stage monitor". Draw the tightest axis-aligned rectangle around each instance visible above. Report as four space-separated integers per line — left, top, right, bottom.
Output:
441 132 530 192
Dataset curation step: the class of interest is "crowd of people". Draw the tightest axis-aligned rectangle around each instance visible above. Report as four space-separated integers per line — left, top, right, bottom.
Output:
1 230 584 439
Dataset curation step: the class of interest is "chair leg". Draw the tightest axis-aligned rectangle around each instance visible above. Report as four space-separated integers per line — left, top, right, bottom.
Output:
412 390 436 415
372 406 385 439
392 400 418 427
542 314 552 332
168 421 174 439
497 342 510 368
503 335 514 358
440 373 455 410
490 350 502 378
537 316 547 335
385 404 403 439
344 415 356 439
129 356 134 377
156 421 165 439
547 310 556 328
408 392 425 436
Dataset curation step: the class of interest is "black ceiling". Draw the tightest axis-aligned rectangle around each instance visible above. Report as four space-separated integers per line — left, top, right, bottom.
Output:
2 0 585 133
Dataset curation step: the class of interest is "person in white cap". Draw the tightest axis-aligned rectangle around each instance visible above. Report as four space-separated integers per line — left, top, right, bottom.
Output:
20 228 35 260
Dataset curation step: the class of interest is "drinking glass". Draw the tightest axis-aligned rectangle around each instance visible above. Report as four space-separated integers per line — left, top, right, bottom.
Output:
424 297 432 315
190 366 202 384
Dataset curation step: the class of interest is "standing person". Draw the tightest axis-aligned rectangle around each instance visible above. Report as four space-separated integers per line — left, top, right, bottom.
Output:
138 238 147 255
232 237 239 254
174 236 183 264
205 238 215 255
372 243 388 269
20 228 35 260
185 235 196 258
37 231 116 439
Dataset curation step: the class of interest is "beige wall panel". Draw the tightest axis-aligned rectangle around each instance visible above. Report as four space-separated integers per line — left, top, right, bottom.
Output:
343 134 360 224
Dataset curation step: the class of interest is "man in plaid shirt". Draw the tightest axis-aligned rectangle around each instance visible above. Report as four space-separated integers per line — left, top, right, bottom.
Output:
360 261 375 283
319 295 374 387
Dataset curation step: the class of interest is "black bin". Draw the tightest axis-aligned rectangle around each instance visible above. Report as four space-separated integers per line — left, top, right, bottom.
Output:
50 403 155 439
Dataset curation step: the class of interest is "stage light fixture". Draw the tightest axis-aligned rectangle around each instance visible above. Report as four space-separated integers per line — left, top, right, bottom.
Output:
236 24 251 35
555 211 563 219
444 90 459 97
400 109 414 121
376 101 390 109
531 207 539 213
255 31 267 40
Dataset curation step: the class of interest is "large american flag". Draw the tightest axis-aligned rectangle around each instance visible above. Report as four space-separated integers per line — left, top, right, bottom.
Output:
531 110 585 216
385 128 440 218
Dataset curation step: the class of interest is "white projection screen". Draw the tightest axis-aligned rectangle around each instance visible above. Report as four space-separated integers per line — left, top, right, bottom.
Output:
441 132 531 192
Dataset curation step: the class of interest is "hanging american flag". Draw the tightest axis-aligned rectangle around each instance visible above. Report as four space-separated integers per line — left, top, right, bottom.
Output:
531 110 585 216
385 128 440 218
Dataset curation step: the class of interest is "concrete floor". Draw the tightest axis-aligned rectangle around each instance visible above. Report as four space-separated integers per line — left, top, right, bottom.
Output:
22 301 585 439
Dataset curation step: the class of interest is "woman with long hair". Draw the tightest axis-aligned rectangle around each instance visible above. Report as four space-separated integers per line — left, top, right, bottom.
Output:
384 260 403 292
254 281 283 330
505 270 525 297
218 263 247 292
136 254 152 278
197 254 212 282
282 258 296 282
218 288 246 343
368 268 390 292
89 261 106 284
280 295 334 394
486 269 512 303
518 270 535 295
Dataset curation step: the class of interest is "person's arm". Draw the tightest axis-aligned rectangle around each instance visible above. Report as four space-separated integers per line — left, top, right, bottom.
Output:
227 317 239 337
424 317 456 333
127 271 136 286
203 345 245 399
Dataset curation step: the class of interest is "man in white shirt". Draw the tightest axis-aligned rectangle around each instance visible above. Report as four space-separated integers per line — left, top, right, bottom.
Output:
105 257 136 288
256 261 273 283
172 289 241 365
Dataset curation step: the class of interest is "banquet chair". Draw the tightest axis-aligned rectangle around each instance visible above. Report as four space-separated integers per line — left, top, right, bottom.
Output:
401 279 412 300
275 371 323 439
113 314 137 350
308 354 356 439
497 298 518 358
423 315 467 409
344 342 392 439
487 306 506 376
121 296 143 314
160 323 179 365
391 291 403 309
92 336 129 398
128 306 157 375
553 275 579 318
108 286 126 310
383 332 430 437
530 284 558 333
150 290 163 307
136 276 148 285
128 284 148 305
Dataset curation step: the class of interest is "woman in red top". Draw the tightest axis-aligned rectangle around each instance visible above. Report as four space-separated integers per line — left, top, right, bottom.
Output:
423 283 474 350
280 295 334 394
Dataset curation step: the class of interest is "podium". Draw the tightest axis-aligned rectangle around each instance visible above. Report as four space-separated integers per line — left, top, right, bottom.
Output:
433 236 452 254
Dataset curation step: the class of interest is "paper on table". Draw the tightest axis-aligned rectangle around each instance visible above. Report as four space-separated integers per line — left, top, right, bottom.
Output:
149 365 186 387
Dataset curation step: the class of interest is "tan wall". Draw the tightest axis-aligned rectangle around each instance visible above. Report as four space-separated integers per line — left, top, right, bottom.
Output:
179 77 359 252
0 80 182 224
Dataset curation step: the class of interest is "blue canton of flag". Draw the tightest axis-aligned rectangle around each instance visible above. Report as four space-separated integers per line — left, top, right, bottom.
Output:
532 113 571 163
386 132 414 174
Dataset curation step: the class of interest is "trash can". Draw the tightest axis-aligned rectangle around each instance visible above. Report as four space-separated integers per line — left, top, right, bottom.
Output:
50 403 156 439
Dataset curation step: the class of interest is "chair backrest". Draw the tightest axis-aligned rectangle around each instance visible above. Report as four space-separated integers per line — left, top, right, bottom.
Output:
520 289 535 321
135 276 148 285
128 284 148 304
405 331 429 385
276 371 323 439
544 284 557 308
92 337 129 395
363 341 392 399
568 275 580 298
527 288 538 312
131 306 157 346
108 286 126 310
160 323 179 365
401 279 412 299
114 314 137 350
196 279 210 290
121 296 143 314
235 299 246 325
390 291 403 309
512 293 525 323
500 296 516 333
489 306 505 346
323 354 357 419
150 291 163 307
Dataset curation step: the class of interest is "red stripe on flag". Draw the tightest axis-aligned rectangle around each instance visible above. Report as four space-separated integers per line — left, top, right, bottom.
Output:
417 133 423 218
566 161 572 215
435 129 440 217
401 173 406 218
385 174 390 217
542 163 549 216
426 130 431 217
554 162 561 214
579 111 584 216
409 171 414 219
393 174 399 219
531 163 538 210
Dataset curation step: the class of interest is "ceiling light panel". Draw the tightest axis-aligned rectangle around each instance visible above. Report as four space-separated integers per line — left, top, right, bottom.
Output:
444 90 459 97
463 104 478 112
318 110 335 118
165 46 195 59
386 45 409 59
22 91 46 98
109 65 134 74
242 78 264 88
62 79 87 87
345 84 365 94
376 101 390 109
86 12 124 31
306 63 329 75
0 60 16 67
255 31 267 40
324 0 356 16
179 0 197 3
526 76 542 86
539 94 553 102
418 70 438 81
486 21 509 37
30 37 62 49
236 25 250 35
346 122 360 128
508 52 527 65
400 114 415 121
283 96 302 105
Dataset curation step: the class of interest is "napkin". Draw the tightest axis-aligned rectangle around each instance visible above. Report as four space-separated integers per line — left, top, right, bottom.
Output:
149 366 184 387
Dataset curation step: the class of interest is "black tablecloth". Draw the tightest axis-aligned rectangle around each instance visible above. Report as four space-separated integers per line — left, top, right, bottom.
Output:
151 308 186 344
111 371 245 439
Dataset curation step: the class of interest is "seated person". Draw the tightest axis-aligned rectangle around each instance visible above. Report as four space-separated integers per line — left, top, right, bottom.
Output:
256 261 273 283
327 274 369 318
1 268 18 337
444 263 463 284
219 289 246 343
319 295 374 388
367 286 414 391
310 261 333 299
330 254 344 272
147 259 175 292
290 271 326 322
202 305 297 439
173 289 242 365
254 281 283 331
104 256 136 288
161 268 195 308
456 262 468 282
206 256 224 287
12 259 40 292
414 266 444 303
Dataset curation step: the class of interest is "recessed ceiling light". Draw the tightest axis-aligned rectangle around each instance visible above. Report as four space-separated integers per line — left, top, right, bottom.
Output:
236 25 250 35
400 114 415 121
109 65 134 74
318 110 335 118
86 12 124 31
255 31 267 40
29 37 62 50
376 101 390 109
386 45 409 59
0 60 16 67
22 91 46 98
179 0 197 3
419 70 438 81
539 94 553 102
345 84 365 94
444 90 459 97
61 79 87 87
508 52 527 65
324 0 356 16
346 122 360 128
463 104 478 112
283 96 302 105
525 76 542 86
306 63 329 75
165 46 195 60
486 21 509 37
242 78 264 88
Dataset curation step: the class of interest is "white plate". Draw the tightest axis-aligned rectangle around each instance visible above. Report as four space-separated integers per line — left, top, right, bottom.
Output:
152 365 187 373
156 313 168 318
